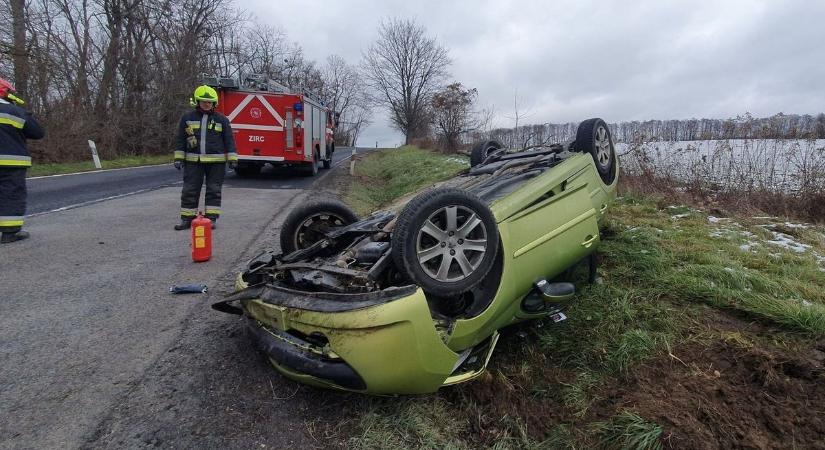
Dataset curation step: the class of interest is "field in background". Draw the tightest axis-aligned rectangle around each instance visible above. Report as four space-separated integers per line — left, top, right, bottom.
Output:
321 147 825 450
617 139 825 223
617 139 825 193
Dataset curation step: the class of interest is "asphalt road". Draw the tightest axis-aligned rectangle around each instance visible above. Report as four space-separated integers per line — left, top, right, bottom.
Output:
26 147 359 216
0 147 370 449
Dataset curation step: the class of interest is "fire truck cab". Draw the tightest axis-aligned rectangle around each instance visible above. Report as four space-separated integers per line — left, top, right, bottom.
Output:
203 76 336 177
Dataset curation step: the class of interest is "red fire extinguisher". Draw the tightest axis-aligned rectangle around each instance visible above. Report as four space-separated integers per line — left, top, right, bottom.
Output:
191 213 212 262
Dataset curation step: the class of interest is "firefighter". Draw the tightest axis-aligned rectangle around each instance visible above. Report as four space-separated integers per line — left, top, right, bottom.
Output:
0 78 45 244
173 85 237 230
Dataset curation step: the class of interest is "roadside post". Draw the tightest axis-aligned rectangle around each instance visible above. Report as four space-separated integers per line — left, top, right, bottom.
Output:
88 140 102 169
349 147 357 175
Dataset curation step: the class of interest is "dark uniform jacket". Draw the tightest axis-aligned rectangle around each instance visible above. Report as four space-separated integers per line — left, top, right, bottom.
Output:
174 109 237 163
0 99 45 167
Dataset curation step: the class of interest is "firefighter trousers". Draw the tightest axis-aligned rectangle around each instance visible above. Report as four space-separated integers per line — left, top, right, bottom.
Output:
0 168 27 233
180 162 226 221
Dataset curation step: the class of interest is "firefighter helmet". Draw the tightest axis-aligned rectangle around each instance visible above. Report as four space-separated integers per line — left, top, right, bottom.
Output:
193 85 219 106
0 78 16 100
0 78 24 105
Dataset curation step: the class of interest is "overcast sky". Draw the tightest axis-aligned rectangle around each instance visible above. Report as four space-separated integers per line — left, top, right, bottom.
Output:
246 0 825 146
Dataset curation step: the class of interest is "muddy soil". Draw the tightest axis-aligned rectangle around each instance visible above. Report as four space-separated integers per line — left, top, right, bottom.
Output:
441 311 825 449
592 315 825 449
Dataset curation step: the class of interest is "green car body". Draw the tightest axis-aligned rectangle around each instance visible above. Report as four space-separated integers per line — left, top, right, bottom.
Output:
224 123 619 394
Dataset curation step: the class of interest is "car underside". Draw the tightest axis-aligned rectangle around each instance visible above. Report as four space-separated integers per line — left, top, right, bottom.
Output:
240 142 581 304
215 118 619 394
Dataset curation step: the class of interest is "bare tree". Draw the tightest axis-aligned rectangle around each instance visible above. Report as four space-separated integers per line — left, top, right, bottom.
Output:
503 88 534 148
431 82 477 152
362 18 450 144
1 0 375 162
10 0 29 97
322 54 372 146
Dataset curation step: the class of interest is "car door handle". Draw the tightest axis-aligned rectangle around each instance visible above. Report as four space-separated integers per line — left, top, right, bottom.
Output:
581 235 598 248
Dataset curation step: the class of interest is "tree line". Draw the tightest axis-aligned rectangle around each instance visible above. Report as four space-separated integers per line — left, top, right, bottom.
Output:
1 0 376 162
472 113 825 149
4 3 821 163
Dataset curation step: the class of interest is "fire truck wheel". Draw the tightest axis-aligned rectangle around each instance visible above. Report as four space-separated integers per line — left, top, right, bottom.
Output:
234 164 260 177
322 144 333 169
280 200 359 254
302 158 319 177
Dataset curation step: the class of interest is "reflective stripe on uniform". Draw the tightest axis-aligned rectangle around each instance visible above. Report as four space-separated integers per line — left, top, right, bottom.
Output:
186 120 201 129
0 154 32 167
205 207 221 216
0 216 25 227
212 123 223 132
0 113 25 129
226 152 238 161
198 154 227 162
184 152 227 163
180 208 197 217
174 150 185 160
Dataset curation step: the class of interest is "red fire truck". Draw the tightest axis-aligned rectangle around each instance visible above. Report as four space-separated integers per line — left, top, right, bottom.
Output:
203 76 336 177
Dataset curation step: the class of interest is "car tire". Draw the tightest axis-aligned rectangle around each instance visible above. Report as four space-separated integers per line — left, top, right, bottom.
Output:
392 187 499 296
280 200 359 254
575 118 616 184
470 140 504 167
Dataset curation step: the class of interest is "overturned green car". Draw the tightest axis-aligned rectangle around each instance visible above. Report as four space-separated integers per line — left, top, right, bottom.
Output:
215 118 619 394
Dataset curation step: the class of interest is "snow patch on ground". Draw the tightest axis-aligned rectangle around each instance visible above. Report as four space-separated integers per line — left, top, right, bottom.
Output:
765 232 811 253
739 243 758 252
759 224 812 253
701 212 825 270
782 222 810 229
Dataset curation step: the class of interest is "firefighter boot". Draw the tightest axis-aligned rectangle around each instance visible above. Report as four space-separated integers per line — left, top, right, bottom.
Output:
174 219 192 231
1 230 30 244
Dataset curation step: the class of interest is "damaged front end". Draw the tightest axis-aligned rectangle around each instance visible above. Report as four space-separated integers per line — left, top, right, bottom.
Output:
216 210 497 394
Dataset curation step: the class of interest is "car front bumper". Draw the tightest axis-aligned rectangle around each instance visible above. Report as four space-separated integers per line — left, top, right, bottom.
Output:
233 275 499 394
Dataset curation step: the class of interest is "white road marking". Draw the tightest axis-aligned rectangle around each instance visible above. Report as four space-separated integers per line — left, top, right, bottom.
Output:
26 182 182 218
28 148 366 217
27 163 171 180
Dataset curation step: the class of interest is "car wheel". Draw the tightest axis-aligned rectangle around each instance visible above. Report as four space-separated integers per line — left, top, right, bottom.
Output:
280 200 359 254
392 187 499 296
470 140 504 167
575 118 616 184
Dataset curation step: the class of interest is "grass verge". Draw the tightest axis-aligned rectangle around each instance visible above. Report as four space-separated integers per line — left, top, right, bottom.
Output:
331 150 825 449
345 146 468 215
27 154 172 177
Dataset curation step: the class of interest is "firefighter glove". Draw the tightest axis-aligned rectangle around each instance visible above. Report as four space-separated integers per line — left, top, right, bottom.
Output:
174 161 182 170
